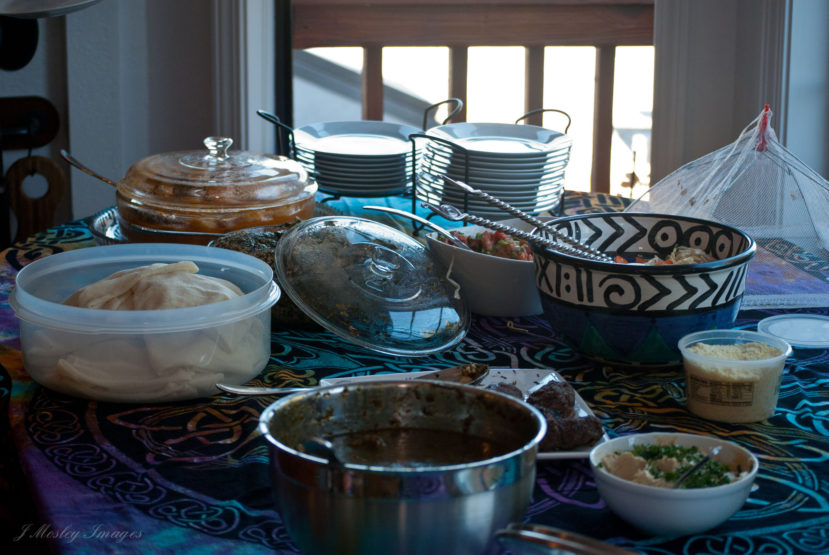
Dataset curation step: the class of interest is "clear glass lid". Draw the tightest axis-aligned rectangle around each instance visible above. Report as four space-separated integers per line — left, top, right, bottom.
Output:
119 136 316 207
274 216 470 356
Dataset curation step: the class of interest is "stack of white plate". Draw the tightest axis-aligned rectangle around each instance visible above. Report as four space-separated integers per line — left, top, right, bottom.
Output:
417 122 572 217
292 121 421 197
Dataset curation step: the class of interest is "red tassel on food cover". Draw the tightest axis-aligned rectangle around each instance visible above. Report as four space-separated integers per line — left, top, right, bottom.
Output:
756 104 771 152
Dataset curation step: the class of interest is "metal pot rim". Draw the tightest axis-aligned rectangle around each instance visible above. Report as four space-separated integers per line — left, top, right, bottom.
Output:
258 379 547 473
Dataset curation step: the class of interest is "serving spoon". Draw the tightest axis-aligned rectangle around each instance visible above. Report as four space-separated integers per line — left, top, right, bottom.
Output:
60 149 225 238
673 446 723 489
60 149 118 187
216 363 491 396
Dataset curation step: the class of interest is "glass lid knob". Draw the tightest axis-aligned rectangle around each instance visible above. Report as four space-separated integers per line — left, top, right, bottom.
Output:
204 136 233 162
179 136 247 170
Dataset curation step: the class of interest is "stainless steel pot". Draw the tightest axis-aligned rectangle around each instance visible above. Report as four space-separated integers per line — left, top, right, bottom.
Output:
258 380 546 555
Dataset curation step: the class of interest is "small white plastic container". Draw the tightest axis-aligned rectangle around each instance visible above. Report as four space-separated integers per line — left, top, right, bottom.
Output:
678 329 792 423
10 243 280 403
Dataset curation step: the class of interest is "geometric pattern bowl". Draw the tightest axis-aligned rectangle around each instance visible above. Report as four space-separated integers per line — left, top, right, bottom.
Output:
532 213 756 367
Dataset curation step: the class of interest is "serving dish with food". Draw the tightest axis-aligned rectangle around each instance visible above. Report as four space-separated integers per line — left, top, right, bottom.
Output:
425 216 552 317
589 432 758 536
532 212 756 367
67 136 318 244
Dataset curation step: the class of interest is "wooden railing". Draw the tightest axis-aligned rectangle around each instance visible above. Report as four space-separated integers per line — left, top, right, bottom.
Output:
290 0 654 193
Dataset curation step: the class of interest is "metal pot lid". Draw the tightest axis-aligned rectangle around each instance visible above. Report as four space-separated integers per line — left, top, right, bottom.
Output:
274 216 470 356
119 136 315 207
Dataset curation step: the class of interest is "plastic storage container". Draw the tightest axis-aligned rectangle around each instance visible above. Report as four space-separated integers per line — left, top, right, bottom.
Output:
10 243 280 402
678 329 792 422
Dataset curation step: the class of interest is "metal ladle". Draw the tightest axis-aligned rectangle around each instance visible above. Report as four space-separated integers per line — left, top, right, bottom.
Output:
216 363 490 397
60 149 118 187
298 437 343 466
362 204 471 250
215 383 319 396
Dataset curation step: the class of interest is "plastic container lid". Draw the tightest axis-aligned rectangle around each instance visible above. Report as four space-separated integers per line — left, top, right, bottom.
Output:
757 314 829 348
118 136 316 209
10 243 280 333
274 216 470 356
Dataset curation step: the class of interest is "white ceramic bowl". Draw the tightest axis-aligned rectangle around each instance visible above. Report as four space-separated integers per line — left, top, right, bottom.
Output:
10 243 280 402
678 329 792 423
425 217 550 317
589 432 758 536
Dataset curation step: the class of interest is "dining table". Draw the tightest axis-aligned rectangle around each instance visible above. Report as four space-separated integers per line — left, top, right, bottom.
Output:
1 190 827 554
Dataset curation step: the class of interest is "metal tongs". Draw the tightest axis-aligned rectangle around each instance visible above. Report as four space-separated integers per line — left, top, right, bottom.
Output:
439 176 613 262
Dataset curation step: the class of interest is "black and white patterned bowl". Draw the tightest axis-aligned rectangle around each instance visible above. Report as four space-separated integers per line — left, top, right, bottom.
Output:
531 213 756 367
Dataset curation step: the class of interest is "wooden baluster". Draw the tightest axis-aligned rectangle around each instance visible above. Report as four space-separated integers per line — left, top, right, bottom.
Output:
524 46 545 126
362 45 384 120
449 46 468 122
592 45 615 194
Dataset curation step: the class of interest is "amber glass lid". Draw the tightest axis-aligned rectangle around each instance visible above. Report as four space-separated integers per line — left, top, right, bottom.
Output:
118 136 316 207
275 216 471 356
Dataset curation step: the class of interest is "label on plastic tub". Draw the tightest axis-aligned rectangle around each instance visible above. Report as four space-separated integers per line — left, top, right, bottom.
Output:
684 358 783 423
688 376 754 406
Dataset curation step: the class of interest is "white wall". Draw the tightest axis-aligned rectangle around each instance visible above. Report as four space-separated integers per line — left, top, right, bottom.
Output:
652 0 828 182
0 15 71 226
65 0 217 219
784 0 829 177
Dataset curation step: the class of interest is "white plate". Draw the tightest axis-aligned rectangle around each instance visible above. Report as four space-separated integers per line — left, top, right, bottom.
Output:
416 184 562 207
316 185 410 197
418 165 567 188
416 174 563 204
421 159 568 181
425 142 571 170
321 367 607 460
414 195 561 218
311 171 412 188
426 122 572 158
296 150 416 169
294 121 421 156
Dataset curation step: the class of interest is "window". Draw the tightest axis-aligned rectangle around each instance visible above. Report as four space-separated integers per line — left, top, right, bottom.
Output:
287 0 655 194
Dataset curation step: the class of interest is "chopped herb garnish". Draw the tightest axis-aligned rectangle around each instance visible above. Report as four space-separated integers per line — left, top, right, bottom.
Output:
629 444 734 489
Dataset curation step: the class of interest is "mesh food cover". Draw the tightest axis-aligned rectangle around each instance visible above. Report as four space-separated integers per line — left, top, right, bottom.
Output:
627 106 829 308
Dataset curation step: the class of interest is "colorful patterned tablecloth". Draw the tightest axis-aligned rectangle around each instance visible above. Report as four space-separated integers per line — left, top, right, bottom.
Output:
1 192 827 554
